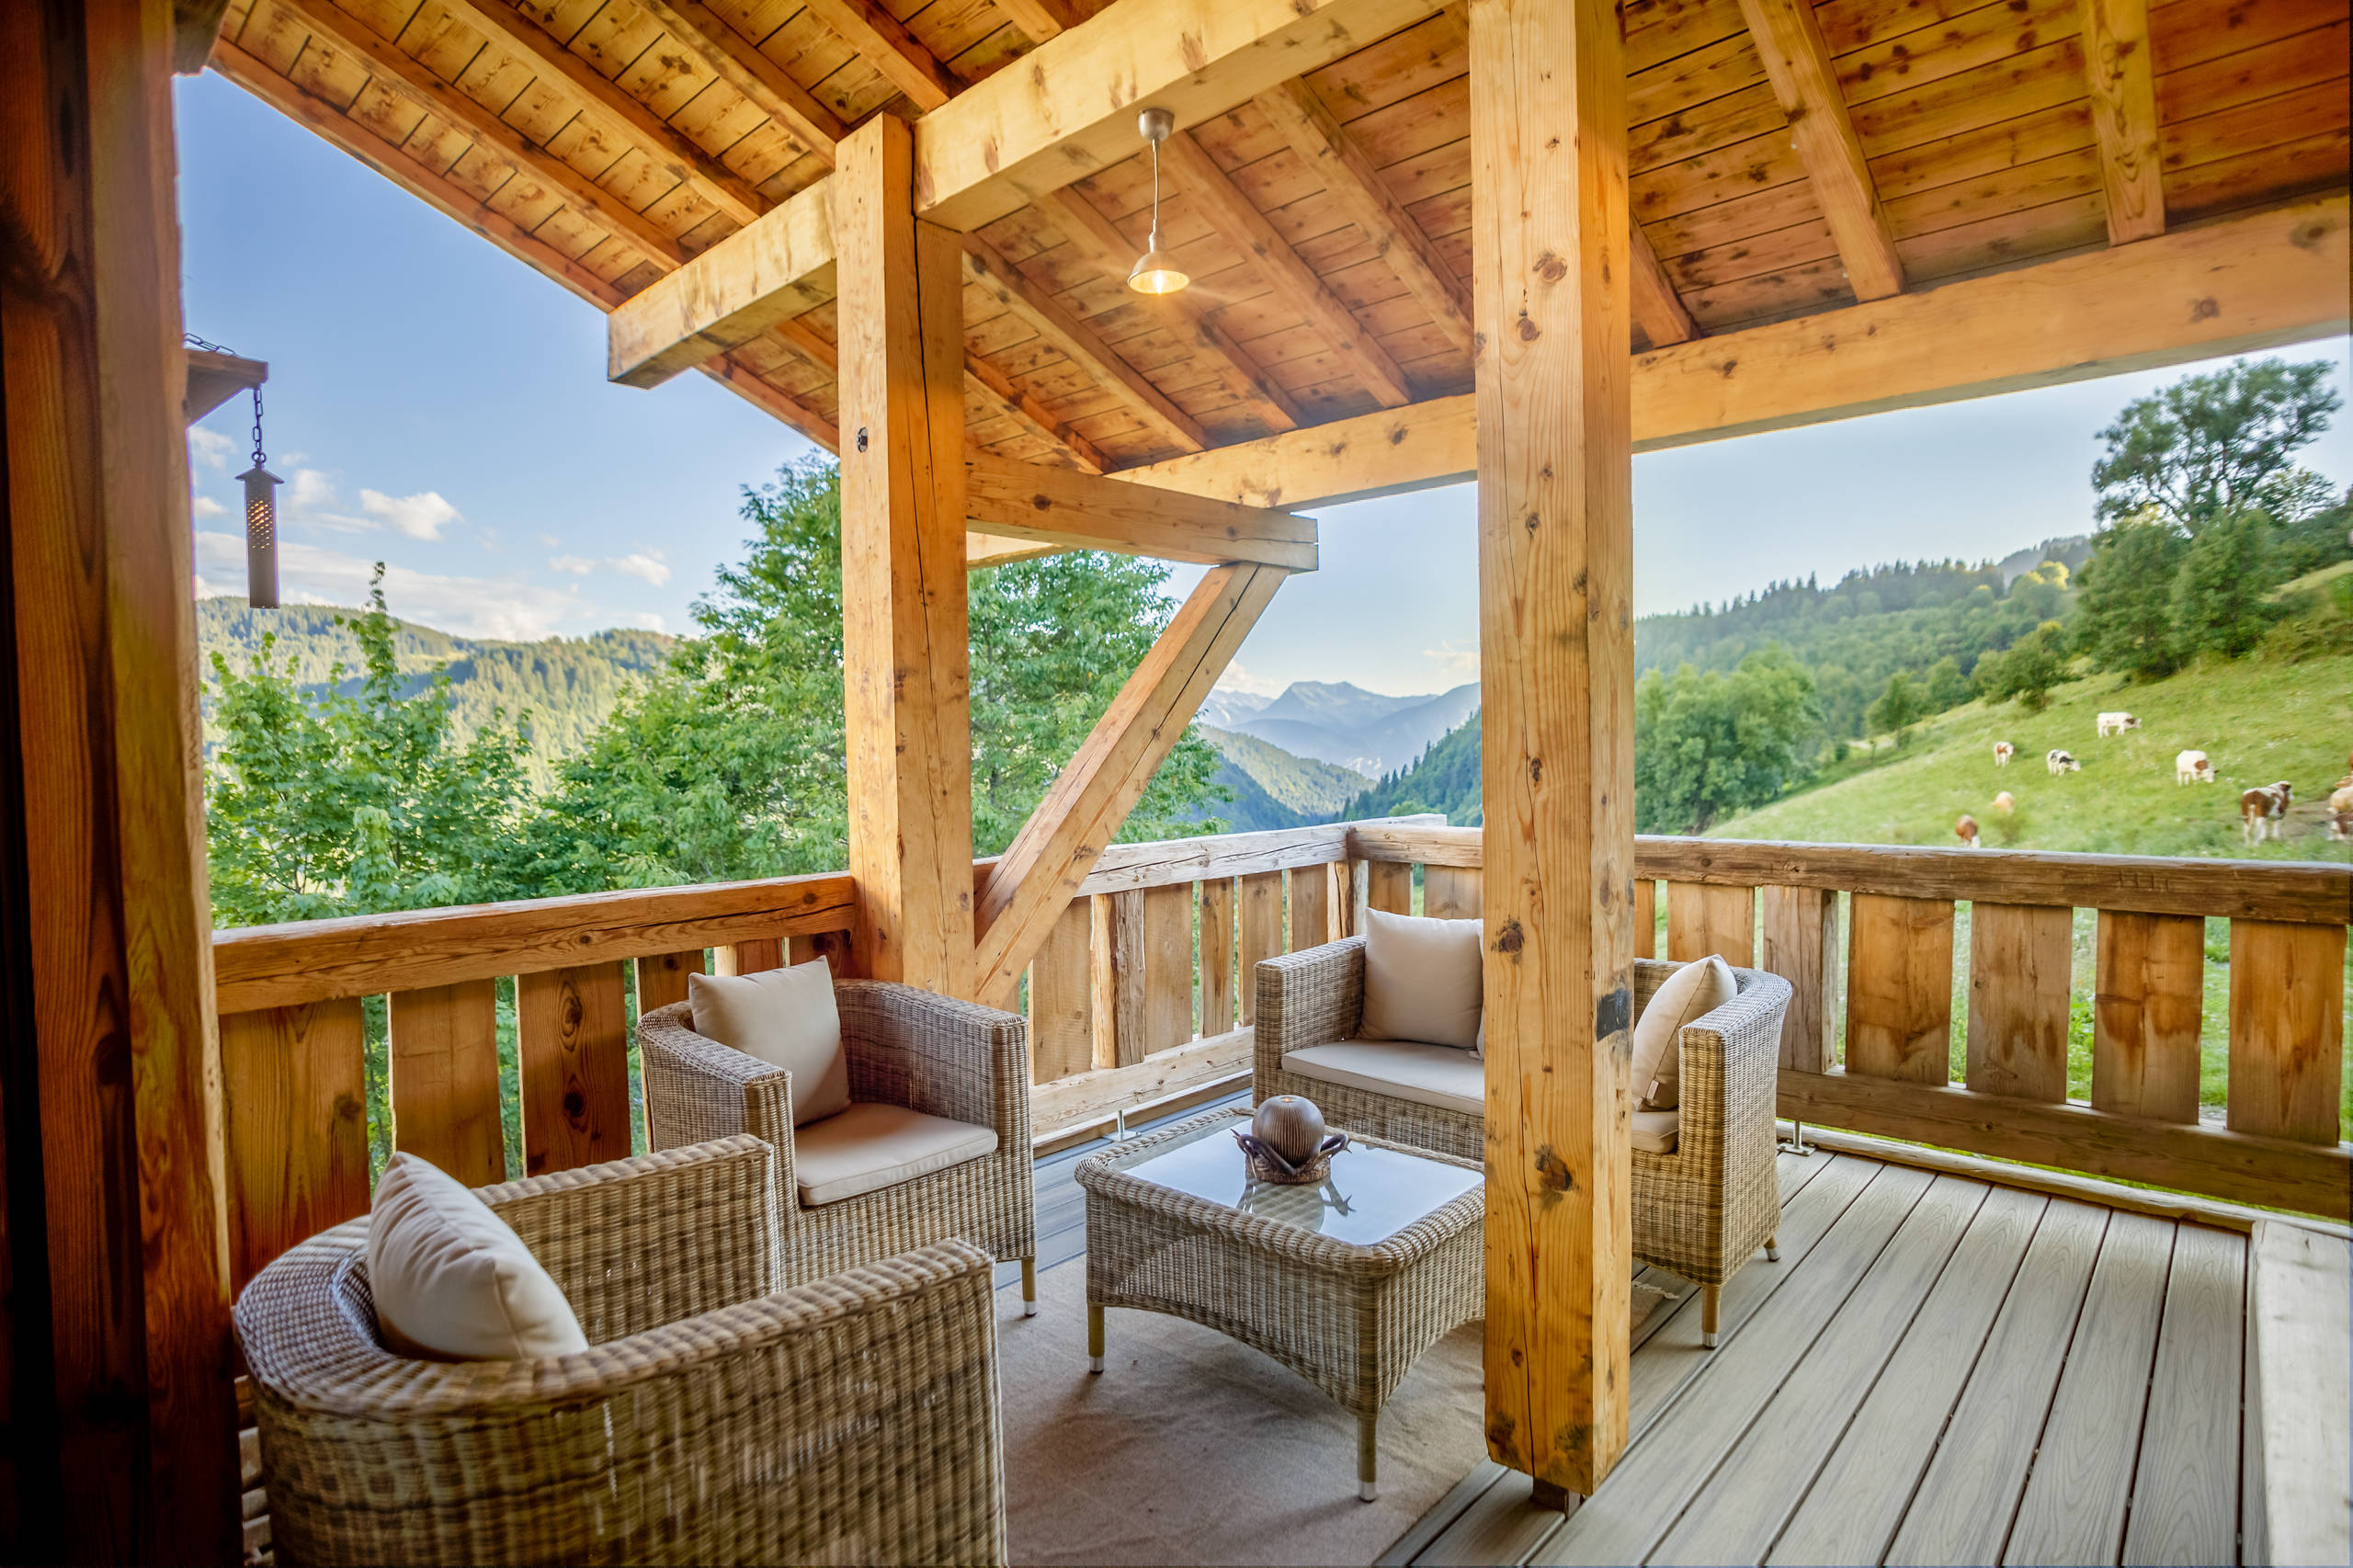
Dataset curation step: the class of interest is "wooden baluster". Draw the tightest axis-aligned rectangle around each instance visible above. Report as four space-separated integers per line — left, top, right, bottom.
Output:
1107 891 1149 1067
221 1000 370 1293
1965 903 2073 1102
517 964 632 1176
787 932 847 972
716 937 784 974
1029 900 1095 1083
1367 859 1413 915
1847 893 1956 1084
2226 920 2347 1144
1666 881 1756 966
634 949 705 1014
1236 871 1283 1023
1142 882 1196 1051
1337 858 1365 937
387 981 506 1187
1760 885 1838 1072
1424 864 1481 918
1089 893 1119 1070
2091 911 2203 1124
1288 863 1333 949
1199 877 1236 1032
1634 878 1656 960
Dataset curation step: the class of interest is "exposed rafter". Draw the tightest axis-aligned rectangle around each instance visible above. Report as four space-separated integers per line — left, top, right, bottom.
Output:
1251 77 1473 356
989 0 1084 43
1631 224 1697 347
2080 0 2166 244
961 236 1208 454
804 0 960 112
1735 0 1904 301
633 0 845 162
965 452 1314 567
1159 128 1415 408
963 357 1113 472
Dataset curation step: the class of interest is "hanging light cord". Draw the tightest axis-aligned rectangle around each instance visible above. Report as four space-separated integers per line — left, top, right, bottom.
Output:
1150 135 1164 244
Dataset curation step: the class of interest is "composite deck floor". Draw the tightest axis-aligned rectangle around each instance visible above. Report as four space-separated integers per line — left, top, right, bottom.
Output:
1021 1108 2252 1567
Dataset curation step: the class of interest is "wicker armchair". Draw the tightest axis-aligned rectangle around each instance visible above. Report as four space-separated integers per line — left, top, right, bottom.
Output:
639 979 1038 1309
1256 942 1790 1343
236 1136 1006 1567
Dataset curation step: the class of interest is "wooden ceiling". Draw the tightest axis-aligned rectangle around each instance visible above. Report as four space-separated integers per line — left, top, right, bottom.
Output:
208 0 2348 472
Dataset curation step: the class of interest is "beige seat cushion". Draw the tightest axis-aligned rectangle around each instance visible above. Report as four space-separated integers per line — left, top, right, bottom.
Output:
1631 1108 1680 1155
1631 955 1736 1110
1283 1039 1484 1119
1360 907 1484 1051
689 960 850 1126
792 1103 999 1207
366 1153 588 1362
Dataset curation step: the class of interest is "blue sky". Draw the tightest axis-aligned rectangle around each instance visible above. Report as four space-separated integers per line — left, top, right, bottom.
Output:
177 70 2351 691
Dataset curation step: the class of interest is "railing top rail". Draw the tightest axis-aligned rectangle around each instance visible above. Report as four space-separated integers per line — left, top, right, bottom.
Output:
1074 813 1446 895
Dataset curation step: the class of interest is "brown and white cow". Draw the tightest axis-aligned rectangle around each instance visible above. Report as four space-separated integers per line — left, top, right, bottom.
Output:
1993 790 2016 813
2241 781 2293 844
2046 749 2081 775
1993 740 2015 767
2175 749 2215 785
1955 813 1980 847
2096 711 2141 737
2327 784 2353 843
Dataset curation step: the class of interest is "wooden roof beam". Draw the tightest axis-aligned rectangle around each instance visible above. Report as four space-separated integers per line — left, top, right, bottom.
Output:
963 358 1113 472
961 235 1208 454
803 0 960 112
990 0 1084 43
1251 78 1473 357
633 0 844 162
1159 128 1415 408
1114 195 2352 508
1631 224 1697 347
2081 0 2166 244
1735 0 1904 301
966 451 1314 567
1032 187 1302 433
605 0 1447 384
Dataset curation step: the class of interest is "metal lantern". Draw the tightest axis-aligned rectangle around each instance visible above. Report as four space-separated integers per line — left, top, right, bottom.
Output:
236 384 280 608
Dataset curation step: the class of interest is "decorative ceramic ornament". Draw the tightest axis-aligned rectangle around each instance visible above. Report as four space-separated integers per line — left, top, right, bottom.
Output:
1236 1096 1350 1185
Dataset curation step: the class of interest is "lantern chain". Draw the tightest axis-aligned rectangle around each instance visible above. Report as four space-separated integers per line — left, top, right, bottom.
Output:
251 384 267 469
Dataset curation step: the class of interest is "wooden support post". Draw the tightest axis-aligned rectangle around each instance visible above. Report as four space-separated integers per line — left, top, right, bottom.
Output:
1472 0 1635 1500
837 115 975 994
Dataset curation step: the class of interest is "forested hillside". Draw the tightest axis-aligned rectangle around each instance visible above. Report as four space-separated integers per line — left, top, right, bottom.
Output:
1345 711 1483 825
1198 726 1370 828
198 597 673 781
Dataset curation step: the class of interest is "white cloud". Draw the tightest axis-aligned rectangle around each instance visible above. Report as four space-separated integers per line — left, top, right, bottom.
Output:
548 553 597 574
609 551 672 586
192 572 238 599
1213 662 1285 697
628 611 667 631
278 467 372 533
191 495 227 517
1423 639 1481 679
359 487 463 541
194 531 591 641
188 427 235 472
537 532 561 548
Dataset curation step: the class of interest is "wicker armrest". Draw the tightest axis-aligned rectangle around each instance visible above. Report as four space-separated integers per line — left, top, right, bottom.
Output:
1673 968 1793 1187
836 980 1030 1147
483 1135 779 1341
638 998 796 1162
1252 937 1366 1080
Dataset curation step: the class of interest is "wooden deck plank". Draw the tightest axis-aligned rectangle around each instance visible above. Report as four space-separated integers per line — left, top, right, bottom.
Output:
1647 1177 1994 1564
1537 1165 1939 1565
1767 1184 2051 1566
2122 1224 2245 1567
1882 1199 2112 1566
2003 1211 2178 1564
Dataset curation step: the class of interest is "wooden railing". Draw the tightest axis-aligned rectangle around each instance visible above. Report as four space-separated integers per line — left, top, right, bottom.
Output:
210 818 2351 1295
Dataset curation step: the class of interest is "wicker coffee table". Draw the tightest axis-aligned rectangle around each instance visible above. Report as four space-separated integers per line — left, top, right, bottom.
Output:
1075 1110 1483 1501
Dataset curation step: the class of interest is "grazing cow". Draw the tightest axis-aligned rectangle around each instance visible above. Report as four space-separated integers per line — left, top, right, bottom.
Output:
2097 711 2141 737
2328 784 2353 842
1993 740 2015 767
1955 813 1981 847
1993 791 2016 813
2176 749 2215 785
2240 781 2293 844
2047 749 2081 775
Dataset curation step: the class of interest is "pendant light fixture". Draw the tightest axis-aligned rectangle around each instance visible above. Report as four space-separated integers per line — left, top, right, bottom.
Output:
235 382 282 609
1127 107 1189 296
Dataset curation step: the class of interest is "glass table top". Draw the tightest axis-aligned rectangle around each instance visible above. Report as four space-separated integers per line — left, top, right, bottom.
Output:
1110 1115 1482 1245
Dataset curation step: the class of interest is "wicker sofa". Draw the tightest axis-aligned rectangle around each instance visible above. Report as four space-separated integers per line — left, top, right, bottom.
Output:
236 1136 1006 1567
639 978 1038 1308
1256 940 1791 1343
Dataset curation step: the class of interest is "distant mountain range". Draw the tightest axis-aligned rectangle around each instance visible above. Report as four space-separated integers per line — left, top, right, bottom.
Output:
1203 679 1482 778
1195 725 1371 831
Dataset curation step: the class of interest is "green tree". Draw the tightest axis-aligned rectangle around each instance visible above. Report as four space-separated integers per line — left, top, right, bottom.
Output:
508 460 1227 892
1868 669 1927 744
2092 358 2342 531
1972 619 2070 711
1632 648 1816 833
204 569 537 926
1922 655 1971 711
2172 508 2278 659
2073 519 2188 680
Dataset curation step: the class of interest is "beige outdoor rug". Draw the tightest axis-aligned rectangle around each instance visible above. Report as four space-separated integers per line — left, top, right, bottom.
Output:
995 1261 1677 1566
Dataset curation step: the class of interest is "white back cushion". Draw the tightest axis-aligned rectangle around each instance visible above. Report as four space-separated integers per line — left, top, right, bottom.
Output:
1360 907 1484 1051
367 1153 588 1362
690 959 850 1126
1629 955 1737 1110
